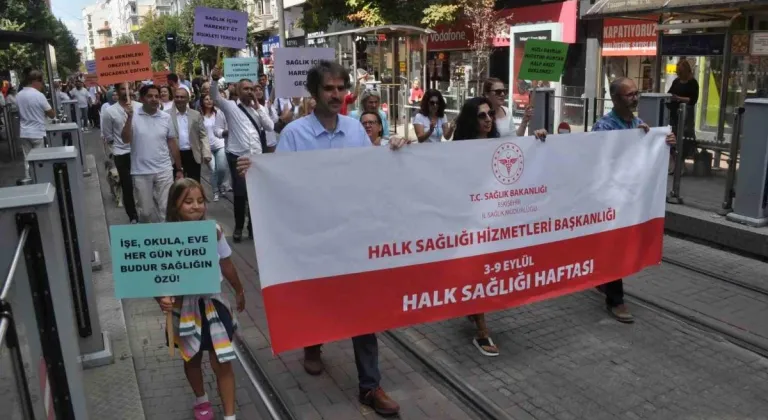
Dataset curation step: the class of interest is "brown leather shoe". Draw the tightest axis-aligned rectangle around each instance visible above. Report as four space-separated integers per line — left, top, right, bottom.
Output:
359 386 400 416
608 304 635 324
303 346 324 376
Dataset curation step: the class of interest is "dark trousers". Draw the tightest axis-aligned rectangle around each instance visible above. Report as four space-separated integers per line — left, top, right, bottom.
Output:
89 104 100 128
306 334 380 391
226 152 250 232
598 279 624 307
113 153 138 221
180 150 201 182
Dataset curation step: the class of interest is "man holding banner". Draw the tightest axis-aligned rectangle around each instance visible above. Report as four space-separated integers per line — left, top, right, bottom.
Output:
592 77 676 323
209 67 275 243
236 60 407 417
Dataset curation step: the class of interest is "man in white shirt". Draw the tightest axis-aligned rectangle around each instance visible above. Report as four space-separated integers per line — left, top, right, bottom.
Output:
53 80 70 113
102 83 139 223
169 86 211 182
121 84 183 223
69 80 91 131
210 68 275 242
16 70 55 179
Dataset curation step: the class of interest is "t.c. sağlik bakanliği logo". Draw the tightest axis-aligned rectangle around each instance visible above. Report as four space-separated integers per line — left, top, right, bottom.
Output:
492 142 524 185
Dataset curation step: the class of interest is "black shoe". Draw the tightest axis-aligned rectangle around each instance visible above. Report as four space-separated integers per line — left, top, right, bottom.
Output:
247 223 253 238
233 229 243 243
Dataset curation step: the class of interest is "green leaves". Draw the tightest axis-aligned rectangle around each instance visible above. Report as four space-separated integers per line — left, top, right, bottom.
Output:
301 0 461 32
0 0 81 79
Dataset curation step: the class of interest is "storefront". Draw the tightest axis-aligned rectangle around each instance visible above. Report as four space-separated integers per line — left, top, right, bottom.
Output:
602 17 658 94
426 0 578 104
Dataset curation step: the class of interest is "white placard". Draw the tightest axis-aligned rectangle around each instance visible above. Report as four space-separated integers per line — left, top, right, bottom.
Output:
273 48 336 98
751 32 768 56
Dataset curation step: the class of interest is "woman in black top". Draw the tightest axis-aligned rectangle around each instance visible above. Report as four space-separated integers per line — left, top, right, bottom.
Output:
453 97 547 357
667 60 699 170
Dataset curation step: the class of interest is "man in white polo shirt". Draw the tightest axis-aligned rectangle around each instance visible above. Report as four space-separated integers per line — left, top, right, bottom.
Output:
16 70 55 179
121 84 183 222
70 79 91 131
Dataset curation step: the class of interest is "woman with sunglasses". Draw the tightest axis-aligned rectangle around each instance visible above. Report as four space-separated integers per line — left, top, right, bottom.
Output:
360 111 388 147
483 78 531 137
414 90 455 143
454 97 546 357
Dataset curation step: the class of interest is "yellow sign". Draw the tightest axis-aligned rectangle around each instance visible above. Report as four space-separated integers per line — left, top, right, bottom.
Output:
399 62 406 72
665 63 677 75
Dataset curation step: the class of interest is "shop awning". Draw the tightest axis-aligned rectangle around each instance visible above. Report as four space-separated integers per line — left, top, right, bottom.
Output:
582 0 756 19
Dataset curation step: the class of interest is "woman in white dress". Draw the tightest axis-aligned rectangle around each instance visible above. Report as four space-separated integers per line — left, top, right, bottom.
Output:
413 89 455 143
482 78 532 137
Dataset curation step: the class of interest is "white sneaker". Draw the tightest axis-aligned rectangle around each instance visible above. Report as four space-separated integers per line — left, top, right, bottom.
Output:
213 192 220 202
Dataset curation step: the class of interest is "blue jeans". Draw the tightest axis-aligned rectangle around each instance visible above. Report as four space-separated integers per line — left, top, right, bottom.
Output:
209 147 229 191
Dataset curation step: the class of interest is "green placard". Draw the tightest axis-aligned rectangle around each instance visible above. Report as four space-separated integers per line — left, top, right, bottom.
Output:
518 39 569 82
110 220 221 299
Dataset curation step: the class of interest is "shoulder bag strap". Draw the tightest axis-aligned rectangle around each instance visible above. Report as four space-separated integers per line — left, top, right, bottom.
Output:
237 103 268 153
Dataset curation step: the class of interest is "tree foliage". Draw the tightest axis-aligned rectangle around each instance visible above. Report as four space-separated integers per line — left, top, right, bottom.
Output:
0 0 81 79
461 0 509 83
301 0 460 31
113 34 134 46
136 11 183 70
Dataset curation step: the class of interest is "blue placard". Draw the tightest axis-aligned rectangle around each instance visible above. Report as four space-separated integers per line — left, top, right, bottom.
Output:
85 60 96 74
110 220 220 299
224 57 259 82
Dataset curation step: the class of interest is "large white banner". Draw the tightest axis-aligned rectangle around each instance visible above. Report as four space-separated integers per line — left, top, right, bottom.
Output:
246 128 670 353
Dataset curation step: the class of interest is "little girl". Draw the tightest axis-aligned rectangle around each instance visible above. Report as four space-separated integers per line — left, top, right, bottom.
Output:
156 178 246 420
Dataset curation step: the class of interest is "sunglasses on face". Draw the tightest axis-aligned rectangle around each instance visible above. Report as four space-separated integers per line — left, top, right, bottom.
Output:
477 110 496 120
491 89 507 96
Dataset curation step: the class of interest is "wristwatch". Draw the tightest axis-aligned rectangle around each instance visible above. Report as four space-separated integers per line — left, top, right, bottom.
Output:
175 167 183 173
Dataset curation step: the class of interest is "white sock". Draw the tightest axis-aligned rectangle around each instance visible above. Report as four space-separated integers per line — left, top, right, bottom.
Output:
223 416 236 420
195 394 209 405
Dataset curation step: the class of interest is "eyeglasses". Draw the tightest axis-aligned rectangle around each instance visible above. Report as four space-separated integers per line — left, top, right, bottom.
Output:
361 120 379 126
622 91 639 99
477 110 496 120
491 89 507 96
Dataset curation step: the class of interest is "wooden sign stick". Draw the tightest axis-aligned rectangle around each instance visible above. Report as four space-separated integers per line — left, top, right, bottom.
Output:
167 311 175 357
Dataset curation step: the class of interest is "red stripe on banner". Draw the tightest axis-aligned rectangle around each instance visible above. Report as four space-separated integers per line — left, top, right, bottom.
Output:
263 219 664 353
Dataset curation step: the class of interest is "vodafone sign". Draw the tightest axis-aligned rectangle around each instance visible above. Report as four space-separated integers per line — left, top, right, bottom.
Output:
428 0 577 50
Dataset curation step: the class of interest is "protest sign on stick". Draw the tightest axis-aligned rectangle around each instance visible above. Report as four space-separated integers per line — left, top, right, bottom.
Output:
94 43 153 85
272 48 336 98
193 6 248 49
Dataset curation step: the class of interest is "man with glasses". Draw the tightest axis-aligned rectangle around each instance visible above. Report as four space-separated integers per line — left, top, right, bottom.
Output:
592 77 676 323
348 89 390 137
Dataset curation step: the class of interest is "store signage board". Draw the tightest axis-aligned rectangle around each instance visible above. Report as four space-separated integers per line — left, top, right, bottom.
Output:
518 39 568 82
660 33 725 56
273 48 336 98
751 32 768 56
192 6 248 49
224 57 259 82
602 17 657 57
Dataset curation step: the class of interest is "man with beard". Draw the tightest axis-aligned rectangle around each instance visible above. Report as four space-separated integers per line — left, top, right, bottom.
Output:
209 68 275 242
235 60 406 417
592 77 676 324
121 84 183 222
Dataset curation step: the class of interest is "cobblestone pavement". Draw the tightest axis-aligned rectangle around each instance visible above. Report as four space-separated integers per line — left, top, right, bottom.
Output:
86 133 768 419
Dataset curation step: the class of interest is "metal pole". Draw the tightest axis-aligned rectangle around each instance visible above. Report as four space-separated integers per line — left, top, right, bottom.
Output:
276 0 286 48
583 97 590 132
1 226 30 300
44 43 59 112
721 107 745 213
653 16 664 93
668 106 686 204
716 26 734 167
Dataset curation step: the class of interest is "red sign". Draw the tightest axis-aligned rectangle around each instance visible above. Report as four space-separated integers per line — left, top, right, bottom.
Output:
152 71 170 86
94 43 153 85
602 18 658 56
84 73 99 88
428 0 577 50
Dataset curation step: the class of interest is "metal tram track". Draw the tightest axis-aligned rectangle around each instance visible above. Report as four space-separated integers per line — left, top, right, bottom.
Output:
200 174 510 420
623 255 768 360
660 255 768 298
